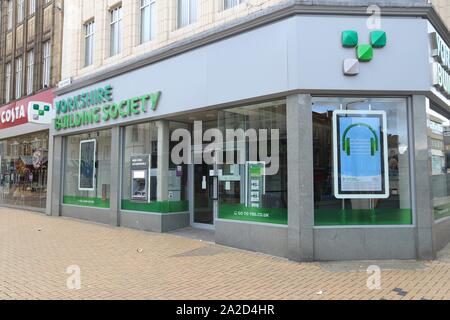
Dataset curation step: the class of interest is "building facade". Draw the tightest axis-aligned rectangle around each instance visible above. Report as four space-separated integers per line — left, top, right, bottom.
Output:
0 0 63 212
432 0 450 30
43 0 450 262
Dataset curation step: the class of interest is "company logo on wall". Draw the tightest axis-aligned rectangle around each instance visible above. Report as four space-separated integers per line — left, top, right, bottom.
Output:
342 30 387 76
28 102 54 125
0 90 54 129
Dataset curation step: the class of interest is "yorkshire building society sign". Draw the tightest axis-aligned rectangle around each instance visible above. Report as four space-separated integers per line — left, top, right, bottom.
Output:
54 85 161 131
430 31 450 98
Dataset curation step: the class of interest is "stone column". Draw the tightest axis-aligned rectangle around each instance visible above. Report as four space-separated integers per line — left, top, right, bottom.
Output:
157 120 170 201
412 95 436 260
48 135 63 217
109 126 121 226
287 94 314 262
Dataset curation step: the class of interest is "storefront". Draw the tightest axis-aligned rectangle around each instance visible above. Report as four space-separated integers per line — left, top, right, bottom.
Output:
49 9 450 261
0 89 54 212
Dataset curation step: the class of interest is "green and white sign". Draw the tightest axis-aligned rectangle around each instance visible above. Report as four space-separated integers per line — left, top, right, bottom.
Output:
342 30 387 76
54 85 161 131
245 161 265 209
430 32 450 97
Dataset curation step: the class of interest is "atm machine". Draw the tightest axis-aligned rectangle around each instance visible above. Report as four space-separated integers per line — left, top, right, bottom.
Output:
130 155 151 202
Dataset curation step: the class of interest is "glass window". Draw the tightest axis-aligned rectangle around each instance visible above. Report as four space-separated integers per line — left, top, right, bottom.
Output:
0 131 49 209
26 50 34 95
42 41 51 87
178 0 197 29
15 56 23 100
312 97 412 226
110 6 122 56
217 100 288 225
63 130 112 208
84 21 95 67
29 0 36 15
5 63 11 103
7 0 13 30
224 0 244 10
17 0 24 23
140 0 156 44
428 105 450 221
122 121 189 213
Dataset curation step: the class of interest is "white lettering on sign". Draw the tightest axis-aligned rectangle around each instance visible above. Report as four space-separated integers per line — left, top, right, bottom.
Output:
430 32 450 97
0 105 26 124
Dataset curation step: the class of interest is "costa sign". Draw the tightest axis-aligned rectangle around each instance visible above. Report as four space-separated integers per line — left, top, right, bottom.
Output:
0 90 54 129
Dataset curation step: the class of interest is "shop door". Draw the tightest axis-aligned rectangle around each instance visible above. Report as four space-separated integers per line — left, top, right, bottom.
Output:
192 161 216 228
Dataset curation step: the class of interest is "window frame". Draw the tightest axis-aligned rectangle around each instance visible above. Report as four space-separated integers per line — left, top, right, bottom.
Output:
26 50 34 95
84 20 95 67
109 6 123 57
29 0 36 16
15 56 23 100
140 0 156 44
5 63 12 103
17 0 24 23
42 41 51 88
223 0 244 11
177 0 197 29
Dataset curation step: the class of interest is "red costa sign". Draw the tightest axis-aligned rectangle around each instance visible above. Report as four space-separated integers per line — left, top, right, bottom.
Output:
0 90 54 129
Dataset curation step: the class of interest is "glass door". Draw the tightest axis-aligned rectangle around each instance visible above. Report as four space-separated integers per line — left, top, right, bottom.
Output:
192 162 215 227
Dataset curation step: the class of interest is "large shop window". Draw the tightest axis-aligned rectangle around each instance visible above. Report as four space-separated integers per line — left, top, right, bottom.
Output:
312 97 412 226
217 100 288 225
122 121 189 213
63 130 112 208
428 105 450 221
0 131 49 209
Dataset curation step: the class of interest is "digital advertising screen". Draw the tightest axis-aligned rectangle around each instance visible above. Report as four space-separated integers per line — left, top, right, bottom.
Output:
333 110 389 199
78 139 97 191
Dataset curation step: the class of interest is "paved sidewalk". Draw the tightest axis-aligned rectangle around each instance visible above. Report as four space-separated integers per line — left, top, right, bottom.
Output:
0 208 449 300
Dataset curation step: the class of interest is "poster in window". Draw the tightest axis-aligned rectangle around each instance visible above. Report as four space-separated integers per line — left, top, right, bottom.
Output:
78 139 96 191
333 110 389 199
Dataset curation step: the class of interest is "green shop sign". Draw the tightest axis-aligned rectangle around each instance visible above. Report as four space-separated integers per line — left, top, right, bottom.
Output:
54 85 161 131
430 32 450 98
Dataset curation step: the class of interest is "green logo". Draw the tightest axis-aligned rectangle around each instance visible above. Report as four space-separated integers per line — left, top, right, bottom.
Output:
342 30 387 75
33 103 51 118
341 123 379 156
28 102 53 124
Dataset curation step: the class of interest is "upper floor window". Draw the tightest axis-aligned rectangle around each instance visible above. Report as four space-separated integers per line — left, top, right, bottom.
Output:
17 0 25 23
224 0 244 10
140 0 156 44
5 63 12 103
178 0 197 29
110 6 123 57
42 41 51 88
27 50 34 95
29 0 36 15
7 0 13 30
84 21 95 66
15 56 23 99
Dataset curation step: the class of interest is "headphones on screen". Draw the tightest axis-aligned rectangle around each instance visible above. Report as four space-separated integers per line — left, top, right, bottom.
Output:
341 123 379 156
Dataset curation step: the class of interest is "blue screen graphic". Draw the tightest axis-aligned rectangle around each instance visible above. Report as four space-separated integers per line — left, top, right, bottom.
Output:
339 116 383 192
